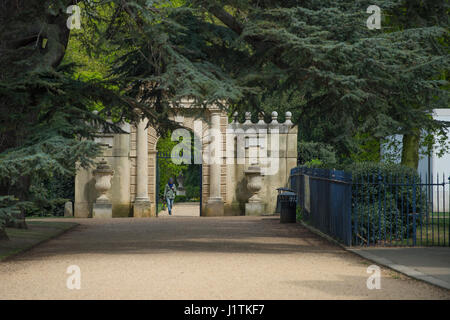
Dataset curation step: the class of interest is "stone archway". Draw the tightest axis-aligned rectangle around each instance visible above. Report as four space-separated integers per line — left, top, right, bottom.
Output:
129 103 229 217
153 127 204 217
74 101 297 218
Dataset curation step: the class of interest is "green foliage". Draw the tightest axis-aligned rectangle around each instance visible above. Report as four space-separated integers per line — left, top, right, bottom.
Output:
185 185 200 200
0 2 140 228
0 64 132 222
27 173 74 217
156 132 188 200
222 0 449 161
174 195 187 203
157 129 202 201
304 159 323 168
182 162 201 201
0 196 18 231
298 142 337 168
1 0 449 229
350 134 381 163
95 0 246 132
353 203 404 245
347 162 427 244
346 161 422 184
296 206 303 222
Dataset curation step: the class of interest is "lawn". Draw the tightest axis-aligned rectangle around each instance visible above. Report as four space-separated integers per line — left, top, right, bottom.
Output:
390 213 449 247
0 220 78 261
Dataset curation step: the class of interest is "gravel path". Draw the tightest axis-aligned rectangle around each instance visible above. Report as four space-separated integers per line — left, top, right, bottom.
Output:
158 202 200 217
0 216 449 300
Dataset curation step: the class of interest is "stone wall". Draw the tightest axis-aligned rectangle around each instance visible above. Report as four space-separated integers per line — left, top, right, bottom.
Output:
74 122 132 218
224 112 297 215
74 107 297 218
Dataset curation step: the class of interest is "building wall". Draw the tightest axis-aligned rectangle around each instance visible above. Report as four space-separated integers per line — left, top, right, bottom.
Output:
380 109 450 212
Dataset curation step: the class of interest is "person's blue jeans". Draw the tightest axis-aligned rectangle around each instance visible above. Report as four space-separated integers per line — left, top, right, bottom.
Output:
166 198 174 215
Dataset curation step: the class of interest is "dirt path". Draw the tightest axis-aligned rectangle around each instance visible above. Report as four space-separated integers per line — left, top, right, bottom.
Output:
0 217 449 299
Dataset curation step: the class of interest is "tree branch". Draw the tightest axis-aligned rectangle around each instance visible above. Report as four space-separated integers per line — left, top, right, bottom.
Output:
205 4 289 69
207 5 244 35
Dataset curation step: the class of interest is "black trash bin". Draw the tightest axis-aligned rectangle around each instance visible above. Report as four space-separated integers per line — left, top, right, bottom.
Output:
275 187 294 213
279 191 297 223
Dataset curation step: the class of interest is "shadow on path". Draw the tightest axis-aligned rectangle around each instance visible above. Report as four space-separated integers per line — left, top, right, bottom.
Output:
11 217 346 261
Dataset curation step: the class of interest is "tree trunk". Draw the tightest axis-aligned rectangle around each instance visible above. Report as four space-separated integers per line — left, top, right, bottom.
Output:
5 208 27 229
0 227 8 241
401 130 420 169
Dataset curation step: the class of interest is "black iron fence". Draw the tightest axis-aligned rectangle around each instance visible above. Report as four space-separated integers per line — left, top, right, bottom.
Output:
290 166 450 247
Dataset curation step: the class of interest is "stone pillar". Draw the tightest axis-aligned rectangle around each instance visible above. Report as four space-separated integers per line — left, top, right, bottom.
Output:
109 122 132 217
286 111 298 180
205 110 224 216
133 118 153 217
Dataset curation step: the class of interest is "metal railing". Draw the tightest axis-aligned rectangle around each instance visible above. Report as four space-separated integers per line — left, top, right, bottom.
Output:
290 167 352 245
352 172 449 247
290 167 450 247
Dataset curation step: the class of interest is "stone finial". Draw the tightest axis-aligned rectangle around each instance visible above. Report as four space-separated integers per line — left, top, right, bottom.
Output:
232 111 239 124
271 111 278 124
285 111 293 126
244 111 252 125
258 112 265 125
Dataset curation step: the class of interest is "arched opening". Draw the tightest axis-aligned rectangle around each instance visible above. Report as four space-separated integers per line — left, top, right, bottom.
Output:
155 129 202 217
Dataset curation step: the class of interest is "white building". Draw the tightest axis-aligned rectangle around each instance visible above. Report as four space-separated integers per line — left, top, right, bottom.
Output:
381 109 450 212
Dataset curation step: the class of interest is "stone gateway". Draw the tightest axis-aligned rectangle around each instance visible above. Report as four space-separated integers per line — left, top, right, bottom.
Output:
74 102 297 218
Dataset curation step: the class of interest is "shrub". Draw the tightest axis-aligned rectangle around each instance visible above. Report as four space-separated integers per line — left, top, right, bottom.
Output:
175 195 187 203
298 141 337 168
347 162 427 245
0 196 15 236
185 185 200 200
352 200 406 245
296 206 303 221
27 173 74 217
304 159 323 168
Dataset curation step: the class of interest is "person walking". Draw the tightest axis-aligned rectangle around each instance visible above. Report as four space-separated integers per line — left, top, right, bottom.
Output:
164 177 177 215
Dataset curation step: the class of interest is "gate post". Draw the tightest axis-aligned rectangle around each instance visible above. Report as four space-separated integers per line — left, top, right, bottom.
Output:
205 109 224 216
133 118 154 217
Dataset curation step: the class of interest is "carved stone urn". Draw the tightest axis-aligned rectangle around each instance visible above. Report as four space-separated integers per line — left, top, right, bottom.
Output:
93 158 114 204
244 166 262 203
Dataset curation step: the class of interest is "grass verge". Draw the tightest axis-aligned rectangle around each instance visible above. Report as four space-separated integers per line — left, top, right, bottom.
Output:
0 220 78 261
